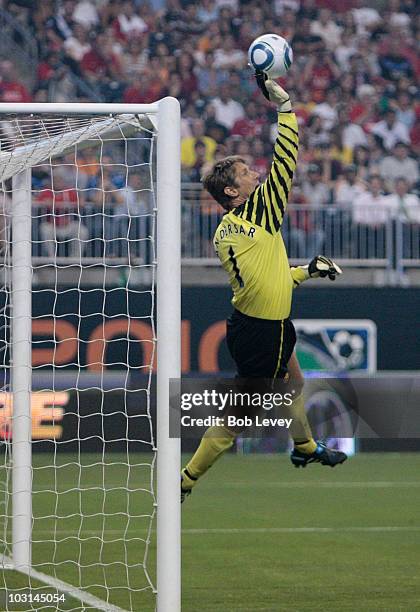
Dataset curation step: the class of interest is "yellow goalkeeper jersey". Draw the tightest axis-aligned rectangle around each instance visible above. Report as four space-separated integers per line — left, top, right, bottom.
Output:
213 112 299 321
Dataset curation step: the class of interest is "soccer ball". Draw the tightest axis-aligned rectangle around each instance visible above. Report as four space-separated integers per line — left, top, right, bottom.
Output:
248 34 293 78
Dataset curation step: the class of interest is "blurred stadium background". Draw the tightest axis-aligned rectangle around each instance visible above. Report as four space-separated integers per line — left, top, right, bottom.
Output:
0 0 419 610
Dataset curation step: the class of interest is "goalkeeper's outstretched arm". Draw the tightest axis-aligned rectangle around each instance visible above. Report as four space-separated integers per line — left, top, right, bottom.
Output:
234 73 298 233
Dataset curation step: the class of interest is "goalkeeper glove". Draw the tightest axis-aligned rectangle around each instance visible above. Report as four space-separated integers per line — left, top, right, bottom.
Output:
304 255 343 281
254 71 292 112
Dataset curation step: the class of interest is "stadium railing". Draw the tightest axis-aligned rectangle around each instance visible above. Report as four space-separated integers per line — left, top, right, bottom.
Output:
181 183 420 269
28 185 419 270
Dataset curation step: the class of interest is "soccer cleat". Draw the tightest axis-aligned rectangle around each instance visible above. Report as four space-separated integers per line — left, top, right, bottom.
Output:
291 442 347 468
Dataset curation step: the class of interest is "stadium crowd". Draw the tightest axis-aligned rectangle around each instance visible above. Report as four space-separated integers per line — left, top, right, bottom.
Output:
1 0 419 257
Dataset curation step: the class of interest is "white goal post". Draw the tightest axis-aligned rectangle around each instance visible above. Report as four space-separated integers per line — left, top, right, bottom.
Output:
0 98 180 611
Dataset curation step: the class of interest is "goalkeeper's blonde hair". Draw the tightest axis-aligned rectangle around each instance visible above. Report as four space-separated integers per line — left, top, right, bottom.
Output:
202 155 246 210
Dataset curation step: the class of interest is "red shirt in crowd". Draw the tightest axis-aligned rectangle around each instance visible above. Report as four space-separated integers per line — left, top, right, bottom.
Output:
81 50 121 78
310 65 335 102
231 117 265 138
123 82 164 104
36 188 78 227
0 80 31 103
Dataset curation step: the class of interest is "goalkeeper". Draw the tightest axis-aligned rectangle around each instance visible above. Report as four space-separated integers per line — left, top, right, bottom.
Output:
181 75 346 502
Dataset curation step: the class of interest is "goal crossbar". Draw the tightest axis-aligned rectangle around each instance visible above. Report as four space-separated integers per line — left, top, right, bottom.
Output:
0 103 159 114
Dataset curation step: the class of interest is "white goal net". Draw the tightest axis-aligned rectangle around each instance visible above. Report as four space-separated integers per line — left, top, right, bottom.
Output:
0 101 180 612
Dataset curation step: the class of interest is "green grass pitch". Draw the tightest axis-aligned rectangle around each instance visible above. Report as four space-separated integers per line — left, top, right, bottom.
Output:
1 453 420 611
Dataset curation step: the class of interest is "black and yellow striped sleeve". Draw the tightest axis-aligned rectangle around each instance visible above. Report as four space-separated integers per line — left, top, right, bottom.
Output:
233 113 298 233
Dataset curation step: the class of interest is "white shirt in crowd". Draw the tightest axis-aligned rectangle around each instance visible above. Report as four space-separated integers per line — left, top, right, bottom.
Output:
342 123 368 150
73 1 99 28
114 186 151 217
385 193 420 224
352 7 381 36
335 42 357 71
371 120 410 151
213 48 246 70
310 19 342 50
352 191 390 226
313 102 338 131
379 156 419 189
117 13 148 36
302 181 330 207
63 37 91 62
210 97 245 130
335 180 366 207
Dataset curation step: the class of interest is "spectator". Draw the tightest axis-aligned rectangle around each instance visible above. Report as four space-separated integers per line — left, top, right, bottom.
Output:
182 140 208 183
347 53 371 88
288 179 325 257
313 89 339 131
203 103 230 143
210 83 245 131
176 54 198 102
72 0 100 29
213 35 246 71
385 177 420 225
357 35 381 77
365 133 386 176
302 164 331 206
37 171 88 258
250 139 270 177
196 51 226 98
123 73 164 104
339 107 368 151
37 51 67 86
335 165 366 207
181 119 217 168
352 175 389 227
302 47 340 102
379 38 414 82
49 0 76 40
379 141 419 192
310 8 342 50
306 114 330 149
325 130 353 167
371 109 410 151
80 32 122 84
0 60 31 103
291 16 324 59
121 38 150 79
349 84 378 128
113 1 148 42
197 0 218 25
334 30 357 71
114 171 153 261
394 91 416 131
352 1 381 37
352 145 371 182
293 89 316 126
89 163 128 257
231 101 265 138
63 24 92 64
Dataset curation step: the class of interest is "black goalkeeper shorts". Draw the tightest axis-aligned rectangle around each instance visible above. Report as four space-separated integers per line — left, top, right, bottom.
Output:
226 309 296 380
